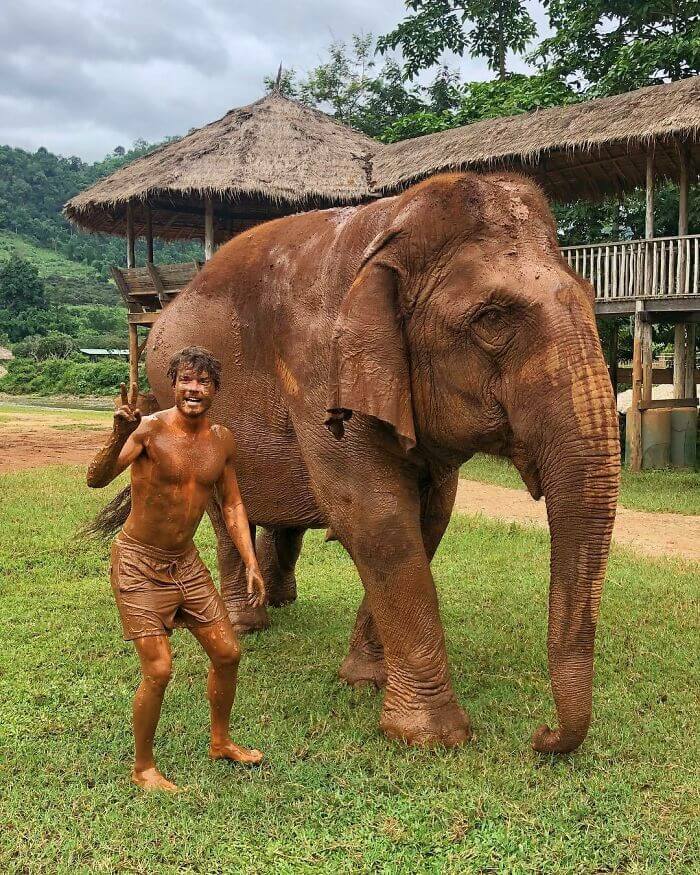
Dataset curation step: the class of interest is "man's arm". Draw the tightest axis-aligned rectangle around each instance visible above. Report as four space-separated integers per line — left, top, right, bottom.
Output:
87 383 145 488
217 431 266 607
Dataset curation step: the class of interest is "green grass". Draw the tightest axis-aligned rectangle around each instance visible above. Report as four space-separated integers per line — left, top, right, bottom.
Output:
0 230 99 281
0 402 112 422
1 467 698 872
461 453 700 516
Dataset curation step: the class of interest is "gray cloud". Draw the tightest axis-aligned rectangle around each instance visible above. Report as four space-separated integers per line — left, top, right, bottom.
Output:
0 0 549 161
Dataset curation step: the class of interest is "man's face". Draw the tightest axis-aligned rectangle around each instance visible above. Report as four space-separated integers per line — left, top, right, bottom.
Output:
174 366 216 418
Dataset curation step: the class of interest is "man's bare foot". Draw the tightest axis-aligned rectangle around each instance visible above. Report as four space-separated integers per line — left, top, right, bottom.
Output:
131 766 179 792
209 739 264 765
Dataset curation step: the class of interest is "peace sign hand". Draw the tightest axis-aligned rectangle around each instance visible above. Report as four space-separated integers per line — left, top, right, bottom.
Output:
113 382 142 437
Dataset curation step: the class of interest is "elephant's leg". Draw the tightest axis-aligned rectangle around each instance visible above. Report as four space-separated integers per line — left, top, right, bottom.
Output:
206 501 270 633
338 594 387 688
256 527 305 607
338 467 458 690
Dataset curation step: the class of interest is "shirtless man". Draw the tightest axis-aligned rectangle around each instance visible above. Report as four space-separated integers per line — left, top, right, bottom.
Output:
87 346 266 791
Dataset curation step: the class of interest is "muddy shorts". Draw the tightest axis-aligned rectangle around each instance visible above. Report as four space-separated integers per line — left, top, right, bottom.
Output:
110 531 227 641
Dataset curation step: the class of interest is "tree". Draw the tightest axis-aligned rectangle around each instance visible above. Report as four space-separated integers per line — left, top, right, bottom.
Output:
0 255 46 310
265 35 426 138
534 1 700 95
381 71 577 142
378 0 537 80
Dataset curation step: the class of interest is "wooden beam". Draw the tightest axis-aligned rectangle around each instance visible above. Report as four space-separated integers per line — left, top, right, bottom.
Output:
204 196 215 261
146 205 154 264
640 398 697 410
146 262 167 306
126 200 136 268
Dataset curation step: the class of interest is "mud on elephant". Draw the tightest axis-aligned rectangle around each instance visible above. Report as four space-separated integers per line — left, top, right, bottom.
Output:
145 172 620 754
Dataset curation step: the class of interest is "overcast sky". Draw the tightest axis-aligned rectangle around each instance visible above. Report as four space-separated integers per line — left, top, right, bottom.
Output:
0 0 550 161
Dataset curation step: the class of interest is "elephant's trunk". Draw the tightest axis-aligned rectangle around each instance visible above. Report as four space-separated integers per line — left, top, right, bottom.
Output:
530 363 620 754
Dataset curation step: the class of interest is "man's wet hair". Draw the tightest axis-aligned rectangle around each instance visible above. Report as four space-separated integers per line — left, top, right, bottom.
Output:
167 346 222 390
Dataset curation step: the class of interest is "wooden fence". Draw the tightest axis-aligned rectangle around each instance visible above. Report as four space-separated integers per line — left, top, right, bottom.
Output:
561 235 700 301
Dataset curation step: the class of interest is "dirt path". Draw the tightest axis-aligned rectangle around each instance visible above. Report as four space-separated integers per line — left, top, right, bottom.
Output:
455 479 700 563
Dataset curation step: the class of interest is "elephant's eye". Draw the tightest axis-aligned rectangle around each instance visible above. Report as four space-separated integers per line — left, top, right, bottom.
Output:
470 305 516 351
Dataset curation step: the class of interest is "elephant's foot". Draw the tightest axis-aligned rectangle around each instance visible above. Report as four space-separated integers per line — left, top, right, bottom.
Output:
266 574 297 608
380 699 471 748
338 649 387 689
226 602 270 634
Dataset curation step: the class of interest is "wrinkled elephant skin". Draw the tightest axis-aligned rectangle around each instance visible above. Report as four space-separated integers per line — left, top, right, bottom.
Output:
146 173 620 752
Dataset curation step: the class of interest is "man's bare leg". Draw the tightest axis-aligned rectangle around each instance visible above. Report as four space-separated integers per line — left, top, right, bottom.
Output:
132 635 179 791
190 618 263 764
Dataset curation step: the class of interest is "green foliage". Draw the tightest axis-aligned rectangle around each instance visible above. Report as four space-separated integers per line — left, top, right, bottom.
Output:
534 1 700 95
378 0 537 80
12 332 75 361
381 72 578 141
0 142 202 285
0 465 698 870
0 254 46 310
0 356 132 396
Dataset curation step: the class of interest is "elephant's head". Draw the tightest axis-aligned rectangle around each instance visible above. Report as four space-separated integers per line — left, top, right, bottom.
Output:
326 172 620 754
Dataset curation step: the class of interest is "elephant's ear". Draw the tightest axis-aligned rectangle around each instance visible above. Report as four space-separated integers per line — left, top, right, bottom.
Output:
325 229 416 451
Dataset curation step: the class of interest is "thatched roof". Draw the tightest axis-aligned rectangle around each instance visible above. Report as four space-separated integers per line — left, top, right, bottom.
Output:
64 92 377 240
373 77 700 201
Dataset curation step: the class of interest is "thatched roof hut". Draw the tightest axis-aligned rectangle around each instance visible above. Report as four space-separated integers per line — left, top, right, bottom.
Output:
64 92 377 241
373 76 700 201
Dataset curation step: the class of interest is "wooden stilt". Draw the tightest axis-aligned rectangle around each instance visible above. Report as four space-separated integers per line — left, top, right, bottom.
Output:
126 200 136 269
627 304 644 471
607 320 618 400
677 144 689 292
641 320 653 405
674 323 687 399
128 323 139 390
146 205 154 264
685 324 697 399
204 196 214 261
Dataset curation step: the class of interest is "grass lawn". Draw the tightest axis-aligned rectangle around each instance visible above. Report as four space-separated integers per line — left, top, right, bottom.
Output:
1 467 698 873
461 453 700 516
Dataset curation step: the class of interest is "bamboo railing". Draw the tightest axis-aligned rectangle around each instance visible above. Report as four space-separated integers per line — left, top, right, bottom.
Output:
561 234 700 300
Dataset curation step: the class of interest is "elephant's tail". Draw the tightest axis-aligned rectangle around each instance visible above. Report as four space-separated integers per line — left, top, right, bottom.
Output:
83 485 133 539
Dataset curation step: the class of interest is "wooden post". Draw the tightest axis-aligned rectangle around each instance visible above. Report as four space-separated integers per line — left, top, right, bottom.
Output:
146 205 154 264
126 200 135 269
644 150 654 294
607 320 619 401
685 324 697 399
204 195 214 261
673 323 688 399
627 303 644 471
128 323 139 389
677 143 689 294
641 320 653 405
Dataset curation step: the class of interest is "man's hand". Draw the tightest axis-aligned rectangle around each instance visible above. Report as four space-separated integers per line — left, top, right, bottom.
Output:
246 564 267 608
114 382 142 437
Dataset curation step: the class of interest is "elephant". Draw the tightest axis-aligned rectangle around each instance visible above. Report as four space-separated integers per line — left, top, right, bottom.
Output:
144 171 620 754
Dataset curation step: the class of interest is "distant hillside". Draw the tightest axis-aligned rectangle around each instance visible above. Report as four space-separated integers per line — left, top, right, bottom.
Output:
0 141 202 296
0 230 118 306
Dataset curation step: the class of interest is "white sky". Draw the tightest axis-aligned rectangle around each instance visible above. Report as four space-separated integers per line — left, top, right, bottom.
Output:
0 0 550 161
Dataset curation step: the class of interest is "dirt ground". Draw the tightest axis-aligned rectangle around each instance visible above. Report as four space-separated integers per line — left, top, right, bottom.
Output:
1 404 697 563
0 406 110 472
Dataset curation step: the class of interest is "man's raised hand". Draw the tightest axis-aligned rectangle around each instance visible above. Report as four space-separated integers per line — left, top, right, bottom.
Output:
246 565 267 608
114 382 142 437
